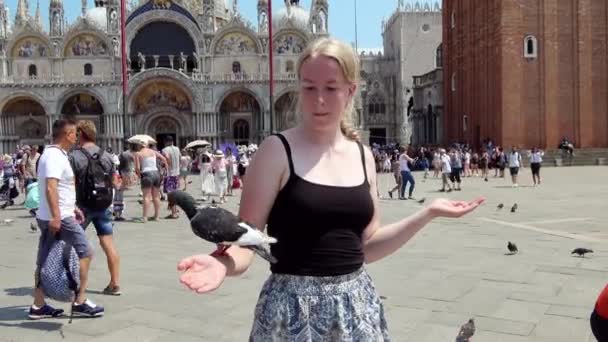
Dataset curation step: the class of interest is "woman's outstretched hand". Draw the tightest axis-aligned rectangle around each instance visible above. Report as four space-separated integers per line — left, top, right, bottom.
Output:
427 197 486 218
177 254 227 294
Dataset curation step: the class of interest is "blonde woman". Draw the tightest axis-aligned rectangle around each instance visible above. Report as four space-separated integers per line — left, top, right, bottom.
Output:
177 38 484 341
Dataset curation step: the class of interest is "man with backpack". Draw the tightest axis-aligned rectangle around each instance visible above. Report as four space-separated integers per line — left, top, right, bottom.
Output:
30 119 104 319
70 120 121 296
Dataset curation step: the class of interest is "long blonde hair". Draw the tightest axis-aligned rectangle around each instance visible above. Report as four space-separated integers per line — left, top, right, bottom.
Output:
294 37 361 141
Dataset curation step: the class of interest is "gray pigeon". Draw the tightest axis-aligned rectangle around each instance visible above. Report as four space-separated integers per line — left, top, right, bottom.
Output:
497 203 504 210
168 191 278 263
417 198 426 204
456 318 475 342
510 203 518 212
507 241 518 254
571 248 593 257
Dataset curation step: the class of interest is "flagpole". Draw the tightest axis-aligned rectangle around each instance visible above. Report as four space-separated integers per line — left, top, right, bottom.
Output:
120 0 128 144
268 0 274 134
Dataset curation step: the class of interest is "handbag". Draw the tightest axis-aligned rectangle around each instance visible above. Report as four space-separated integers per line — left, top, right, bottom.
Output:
38 236 80 303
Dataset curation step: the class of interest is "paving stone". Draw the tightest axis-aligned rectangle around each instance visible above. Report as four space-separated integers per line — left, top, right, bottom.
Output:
1 167 606 341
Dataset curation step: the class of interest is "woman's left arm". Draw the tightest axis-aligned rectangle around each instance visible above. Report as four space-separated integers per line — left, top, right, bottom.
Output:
360 146 485 264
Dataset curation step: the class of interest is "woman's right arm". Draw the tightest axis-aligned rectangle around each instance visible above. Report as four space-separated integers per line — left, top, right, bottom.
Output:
214 136 288 276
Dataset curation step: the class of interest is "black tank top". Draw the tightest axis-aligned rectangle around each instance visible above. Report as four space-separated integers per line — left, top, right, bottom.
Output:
266 134 374 276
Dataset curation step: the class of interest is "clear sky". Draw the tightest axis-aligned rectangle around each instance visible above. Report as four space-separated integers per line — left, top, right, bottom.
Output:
4 0 437 50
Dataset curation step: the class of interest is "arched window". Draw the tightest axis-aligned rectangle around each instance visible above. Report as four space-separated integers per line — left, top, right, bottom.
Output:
524 35 538 58
451 72 456 92
435 44 443 68
451 10 456 28
367 95 386 123
285 60 295 73
232 61 241 74
84 63 93 76
28 64 37 78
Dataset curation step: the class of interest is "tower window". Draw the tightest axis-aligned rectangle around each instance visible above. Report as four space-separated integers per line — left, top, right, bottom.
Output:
28 64 37 78
451 72 456 92
84 63 93 76
524 35 538 58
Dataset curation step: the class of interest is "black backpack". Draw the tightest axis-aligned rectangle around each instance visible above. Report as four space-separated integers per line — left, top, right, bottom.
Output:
77 148 113 210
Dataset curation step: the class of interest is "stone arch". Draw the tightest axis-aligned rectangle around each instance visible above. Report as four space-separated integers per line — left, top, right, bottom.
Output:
126 11 202 56
273 30 309 55
9 34 51 58
128 69 200 112
215 87 265 114
129 77 194 114
211 26 262 55
274 91 299 131
57 89 106 115
140 108 189 148
0 92 50 115
62 31 111 57
1 95 47 140
217 89 263 144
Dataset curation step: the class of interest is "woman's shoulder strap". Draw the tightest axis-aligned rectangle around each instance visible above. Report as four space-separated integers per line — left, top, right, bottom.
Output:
273 133 295 175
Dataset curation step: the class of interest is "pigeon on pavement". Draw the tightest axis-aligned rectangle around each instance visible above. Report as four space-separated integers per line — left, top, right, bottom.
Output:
455 318 476 342
571 248 593 258
497 203 504 210
510 203 518 213
417 198 426 204
507 241 518 254
168 191 278 263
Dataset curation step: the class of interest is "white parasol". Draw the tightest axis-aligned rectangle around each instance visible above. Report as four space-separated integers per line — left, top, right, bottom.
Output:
128 134 156 145
185 140 211 150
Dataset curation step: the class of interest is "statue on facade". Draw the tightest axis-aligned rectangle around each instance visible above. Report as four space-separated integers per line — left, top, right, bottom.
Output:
52 12 61 35
192 51 199 71
52 41 60 57
109 9 119 32
112 38 120 57
259 12 268 33
204 38 212 52
180 52 187 71
126 56 132 72
137 52 146 70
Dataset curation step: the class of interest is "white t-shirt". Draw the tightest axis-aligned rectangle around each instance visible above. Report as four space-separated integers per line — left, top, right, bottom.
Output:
508 152 521 168
529 151 543 164
441 154 452 173
37 146 76 220
162 145 181 177
399 154 410 172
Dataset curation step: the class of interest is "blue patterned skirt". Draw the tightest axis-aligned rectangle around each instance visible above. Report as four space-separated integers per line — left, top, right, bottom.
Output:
249 267 390 342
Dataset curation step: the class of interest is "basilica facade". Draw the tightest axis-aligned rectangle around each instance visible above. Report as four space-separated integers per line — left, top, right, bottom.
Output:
0 0 330 153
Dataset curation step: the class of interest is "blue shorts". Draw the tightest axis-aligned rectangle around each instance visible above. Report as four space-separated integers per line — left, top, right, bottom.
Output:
36 217 92 265
81 208 114 236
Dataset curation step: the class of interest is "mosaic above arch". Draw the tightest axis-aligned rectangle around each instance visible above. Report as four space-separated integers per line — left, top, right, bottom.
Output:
215 32 257 55
133 81 192 112
66 34 109 57
12 37 49 58
274 33 306 55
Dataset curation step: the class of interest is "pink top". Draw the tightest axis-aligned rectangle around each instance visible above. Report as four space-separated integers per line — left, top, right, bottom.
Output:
211 158 228 172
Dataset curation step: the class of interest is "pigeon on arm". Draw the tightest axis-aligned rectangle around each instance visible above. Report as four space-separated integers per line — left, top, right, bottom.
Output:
168 191 278 263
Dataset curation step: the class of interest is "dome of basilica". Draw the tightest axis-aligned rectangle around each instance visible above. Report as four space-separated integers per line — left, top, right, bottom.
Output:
84 6 108 32
272 3 309 32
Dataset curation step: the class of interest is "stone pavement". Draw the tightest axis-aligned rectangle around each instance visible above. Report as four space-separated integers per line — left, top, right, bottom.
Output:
0 166 606 342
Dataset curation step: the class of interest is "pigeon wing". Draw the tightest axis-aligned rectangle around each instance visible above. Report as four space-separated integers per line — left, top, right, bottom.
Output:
190 207 247 244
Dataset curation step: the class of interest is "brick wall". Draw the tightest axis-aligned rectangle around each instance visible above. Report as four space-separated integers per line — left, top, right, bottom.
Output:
443 0 608 149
